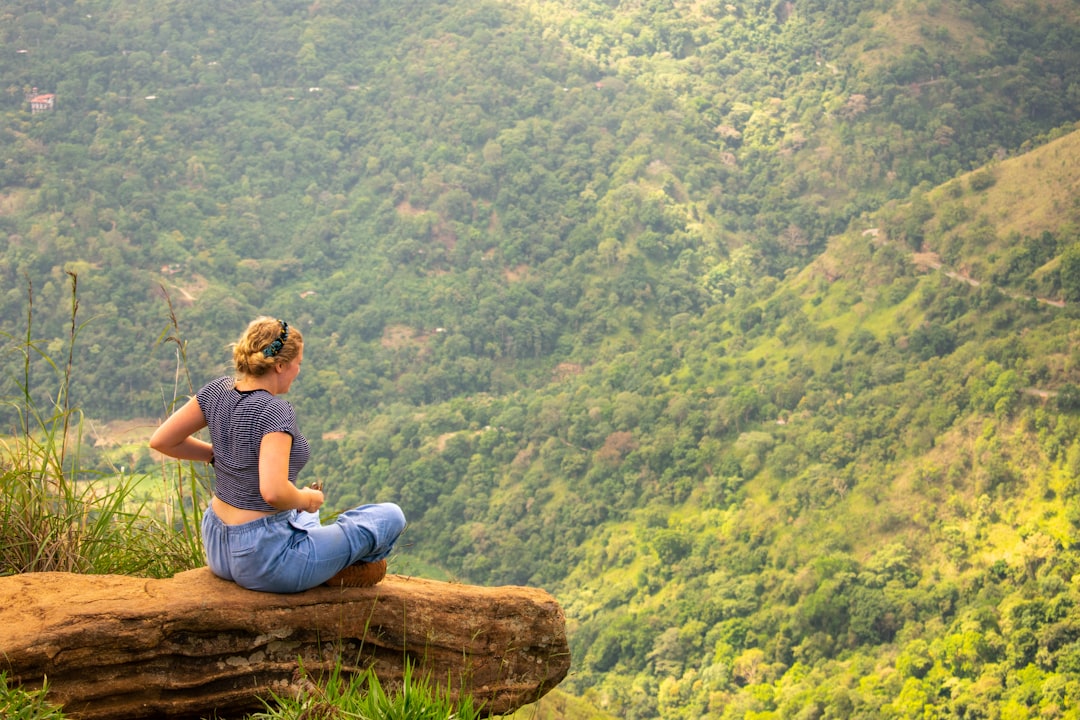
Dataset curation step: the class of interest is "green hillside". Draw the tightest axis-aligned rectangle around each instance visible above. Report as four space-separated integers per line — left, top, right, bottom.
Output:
3 0 1080 717
348 131 1080 717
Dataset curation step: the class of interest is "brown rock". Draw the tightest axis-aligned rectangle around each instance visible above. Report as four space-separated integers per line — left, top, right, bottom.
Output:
0 567 570 719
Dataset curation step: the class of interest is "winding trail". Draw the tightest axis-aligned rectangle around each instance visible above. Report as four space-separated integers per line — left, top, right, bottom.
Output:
909 248 1066 401
912 250 1066 308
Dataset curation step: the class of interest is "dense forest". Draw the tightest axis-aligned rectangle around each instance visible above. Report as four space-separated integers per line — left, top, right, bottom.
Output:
3 0 1080 717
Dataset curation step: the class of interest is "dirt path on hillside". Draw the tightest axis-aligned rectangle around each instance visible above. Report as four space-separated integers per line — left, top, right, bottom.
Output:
912 250 1066 308
910 247 1065 401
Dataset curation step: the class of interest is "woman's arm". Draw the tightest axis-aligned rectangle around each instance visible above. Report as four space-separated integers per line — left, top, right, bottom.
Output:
259 432 324 513
149 398 214 463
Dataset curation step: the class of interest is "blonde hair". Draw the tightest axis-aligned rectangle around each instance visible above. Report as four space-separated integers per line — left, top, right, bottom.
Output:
232 316 303 378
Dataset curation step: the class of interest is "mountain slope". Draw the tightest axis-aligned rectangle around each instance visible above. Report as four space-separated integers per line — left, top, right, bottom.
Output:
564 131 1080 717
362 131 1080 717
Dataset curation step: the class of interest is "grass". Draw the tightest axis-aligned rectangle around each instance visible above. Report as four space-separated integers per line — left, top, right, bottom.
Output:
0 660 492 720
0 275 204 578
853 2 991 75
924 127 1080 277
0 276 487 719
250 661 484 720
0 674 65 720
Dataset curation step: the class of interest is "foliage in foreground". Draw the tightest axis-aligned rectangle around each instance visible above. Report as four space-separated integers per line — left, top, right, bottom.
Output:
250 661 484 720
0 663 490 720
0 277 203 578
0 674 65 720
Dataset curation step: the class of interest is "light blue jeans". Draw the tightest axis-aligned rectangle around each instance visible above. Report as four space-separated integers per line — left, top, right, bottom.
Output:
201 502 406 593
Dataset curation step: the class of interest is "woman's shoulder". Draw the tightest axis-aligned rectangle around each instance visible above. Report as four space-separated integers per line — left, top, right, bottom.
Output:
200 376 234 392
261 392 297 418
196 376 234 402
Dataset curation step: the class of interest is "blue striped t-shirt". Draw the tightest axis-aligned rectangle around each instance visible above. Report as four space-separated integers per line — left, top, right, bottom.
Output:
195 376 310 512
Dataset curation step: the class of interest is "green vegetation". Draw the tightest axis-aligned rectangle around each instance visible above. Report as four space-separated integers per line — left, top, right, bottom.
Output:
0 279 203 577
249 660 484 720
4 0 1080 717
0 674 65 720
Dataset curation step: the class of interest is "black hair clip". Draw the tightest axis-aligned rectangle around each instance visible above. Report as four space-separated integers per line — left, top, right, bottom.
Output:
262 321 289 357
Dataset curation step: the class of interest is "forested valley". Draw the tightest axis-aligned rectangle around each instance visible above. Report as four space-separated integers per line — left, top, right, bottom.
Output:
3 0 1080 716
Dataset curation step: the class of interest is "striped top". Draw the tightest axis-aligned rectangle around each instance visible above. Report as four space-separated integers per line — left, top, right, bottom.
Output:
196 376 310 512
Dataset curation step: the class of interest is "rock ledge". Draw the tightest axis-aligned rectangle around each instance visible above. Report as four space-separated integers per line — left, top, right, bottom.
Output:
0 568 570 719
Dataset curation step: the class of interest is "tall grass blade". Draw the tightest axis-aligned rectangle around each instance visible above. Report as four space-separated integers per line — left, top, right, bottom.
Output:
1 275 206 578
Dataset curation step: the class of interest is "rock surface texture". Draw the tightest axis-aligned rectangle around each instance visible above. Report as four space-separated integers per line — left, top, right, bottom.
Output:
0 567 570 719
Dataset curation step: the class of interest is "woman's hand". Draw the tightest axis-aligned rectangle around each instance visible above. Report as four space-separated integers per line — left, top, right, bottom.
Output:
301 487 324 513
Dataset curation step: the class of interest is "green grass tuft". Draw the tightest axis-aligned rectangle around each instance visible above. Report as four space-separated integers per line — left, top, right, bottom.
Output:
0 674 65 720
249 660 484 720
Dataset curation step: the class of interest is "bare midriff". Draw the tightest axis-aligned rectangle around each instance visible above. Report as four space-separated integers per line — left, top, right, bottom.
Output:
212 495 279 525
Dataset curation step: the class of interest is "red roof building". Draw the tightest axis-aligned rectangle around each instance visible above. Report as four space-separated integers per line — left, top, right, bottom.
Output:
30 93 55 114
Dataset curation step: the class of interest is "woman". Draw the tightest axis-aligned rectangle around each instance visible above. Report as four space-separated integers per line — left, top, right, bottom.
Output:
150 316 406 592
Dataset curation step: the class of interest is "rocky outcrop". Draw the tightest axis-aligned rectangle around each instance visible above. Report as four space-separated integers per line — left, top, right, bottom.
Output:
0 568 570 719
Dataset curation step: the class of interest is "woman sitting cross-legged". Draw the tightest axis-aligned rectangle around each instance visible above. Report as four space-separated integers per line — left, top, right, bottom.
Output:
150 316 406 592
